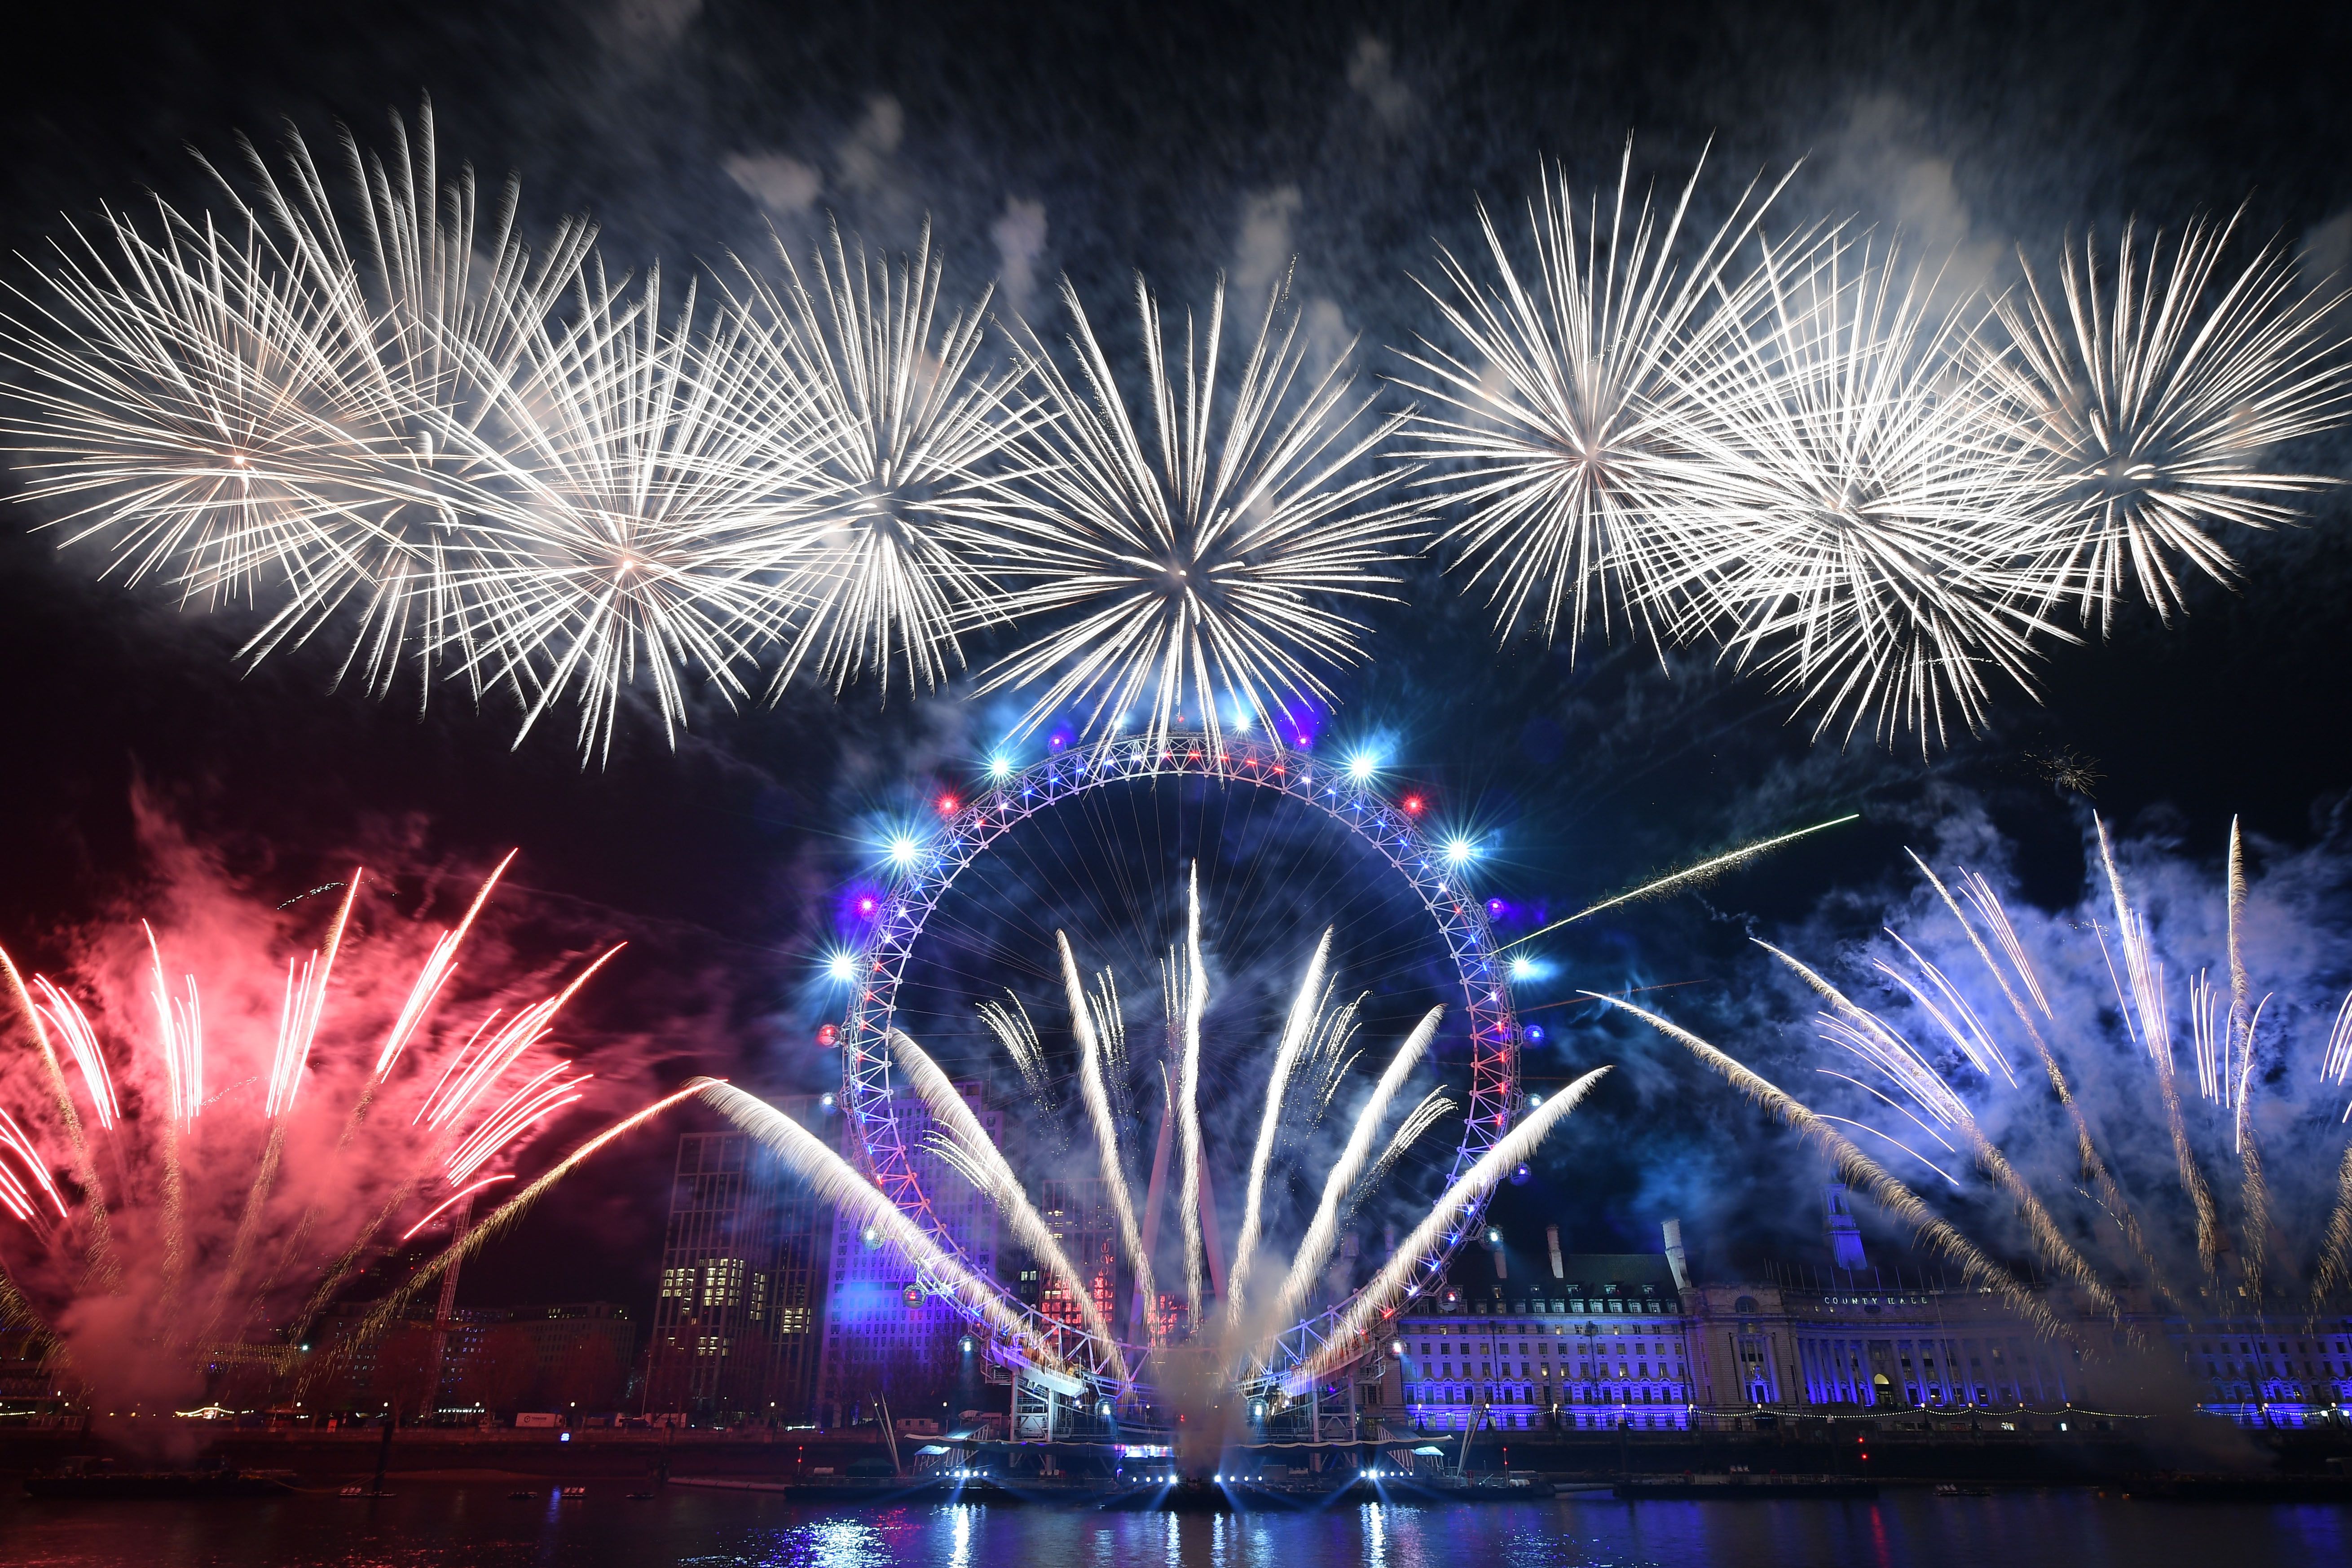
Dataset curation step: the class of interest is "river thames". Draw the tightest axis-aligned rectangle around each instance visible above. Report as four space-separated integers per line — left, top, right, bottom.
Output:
6 1487 2348 1567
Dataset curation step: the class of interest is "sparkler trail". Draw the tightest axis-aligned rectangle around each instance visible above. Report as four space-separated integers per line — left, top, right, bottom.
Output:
1907 851 2180 1313
976 273 1425 758
0 948 116 1286
1286 1066 1611 1391
1397 141 1800 652
2224 817 2274 1303
1058 931 1158 1342
2097 817 2223 1283
1224 927 1333 1330
1757 938 2127 1329
694 1079 1069 1371
1993 214 2352 632
1588 992 2066 1341
1497 812 1859 952
889 1028 1132 1383
348 1082 706 1356
0 848 648 1404
1177 862 1208 1329
1259 1004 1442 1338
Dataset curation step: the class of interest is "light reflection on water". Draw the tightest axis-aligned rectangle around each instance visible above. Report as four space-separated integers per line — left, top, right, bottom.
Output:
3 1489 2347 1567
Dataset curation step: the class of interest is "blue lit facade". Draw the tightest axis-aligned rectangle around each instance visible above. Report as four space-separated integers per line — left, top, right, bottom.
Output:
2170 1316 2352 1428
1380 1248 1698 1431
816 1081 1000 1427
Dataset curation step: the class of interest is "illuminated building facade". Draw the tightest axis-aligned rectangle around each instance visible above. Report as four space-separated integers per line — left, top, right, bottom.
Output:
2169 1316 2352 1428
643 1117 828 1423
816 1081 1000 1427
1381 1244 1697 1431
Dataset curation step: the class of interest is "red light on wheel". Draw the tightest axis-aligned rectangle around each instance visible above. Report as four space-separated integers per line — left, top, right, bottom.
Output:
1402 795 1424 815
816 1023 839 1048
937 794 959 815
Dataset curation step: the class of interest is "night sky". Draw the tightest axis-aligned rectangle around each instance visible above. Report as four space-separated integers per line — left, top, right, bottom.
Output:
4 0 2352 1331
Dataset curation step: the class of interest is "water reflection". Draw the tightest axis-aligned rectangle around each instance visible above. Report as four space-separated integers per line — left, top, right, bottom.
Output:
3 1488 2347 1568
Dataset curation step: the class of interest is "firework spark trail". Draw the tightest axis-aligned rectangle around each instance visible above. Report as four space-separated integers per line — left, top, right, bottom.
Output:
1592 993 2070 1342
888 1029 1133 1384
1495 814 1859 954
2097 818 2223 1283
278 946 617 1347
26 979 118 1130
1956 869 2055 1017
1298 995 1366 1134
0 1106 68 1225
692 1080 1071 1372
2316 1142 2352 1306
0 950 116 1286
1879 934 2013 1085
141 925 202 1308
1286 1066 1612 1393
1396 141 1802 653
443 1066 592 1184
978 993 1055 1130
258 850 519 1326
374 851 515 1082
208 865 362 1344
1225 928 1334 1330
344 1083 706 1364
976 272 1425 759
1256 1005 1443 1347
1178 863 1208 1327
1993 214 2352 632
718 223 1035 702
398 1173 511 1245
2223 818 2274 1303
1911 854 2180 1313
1758 940 2127 1327
2190 971 2225 1102
204 872 363 1345
418 946 623 1132
1057 932 1159 1342
1344 1088 1455 1224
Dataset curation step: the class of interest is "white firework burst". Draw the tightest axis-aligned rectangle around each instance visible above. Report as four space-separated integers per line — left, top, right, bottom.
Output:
1669 237 2067 750
978 272 1426 756
450 261 808 762
1991 213 2352 632
0 105 593 705
1396 142 1801 652
719 225 1038 702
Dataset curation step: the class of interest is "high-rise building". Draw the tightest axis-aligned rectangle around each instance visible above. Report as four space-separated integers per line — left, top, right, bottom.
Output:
642 1116 828 1424
817 1081 1000 1428
1027 1178 1119 1333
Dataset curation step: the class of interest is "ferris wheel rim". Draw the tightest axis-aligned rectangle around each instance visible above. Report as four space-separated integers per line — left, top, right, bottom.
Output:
834 731 1522 1395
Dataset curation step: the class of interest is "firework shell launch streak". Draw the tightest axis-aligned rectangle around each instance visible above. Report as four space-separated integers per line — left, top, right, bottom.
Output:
1286 1065 1610 1393
693 1079 1071 1373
